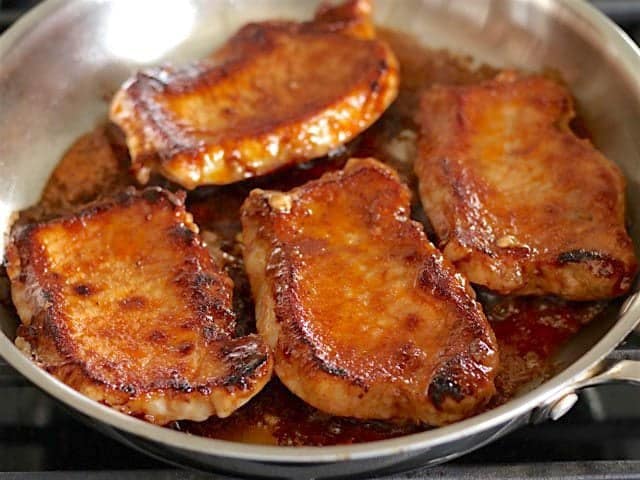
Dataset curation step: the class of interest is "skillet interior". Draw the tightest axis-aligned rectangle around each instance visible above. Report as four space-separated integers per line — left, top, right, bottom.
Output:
0 0 640 471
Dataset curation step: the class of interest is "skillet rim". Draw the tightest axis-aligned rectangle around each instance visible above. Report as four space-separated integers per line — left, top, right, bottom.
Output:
0 0 640 464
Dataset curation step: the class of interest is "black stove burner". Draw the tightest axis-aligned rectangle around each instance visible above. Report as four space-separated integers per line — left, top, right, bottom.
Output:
0 0 39 32
1 1 640 478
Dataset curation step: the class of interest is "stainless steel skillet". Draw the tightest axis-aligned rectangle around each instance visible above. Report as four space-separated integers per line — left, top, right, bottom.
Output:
1 0 640 478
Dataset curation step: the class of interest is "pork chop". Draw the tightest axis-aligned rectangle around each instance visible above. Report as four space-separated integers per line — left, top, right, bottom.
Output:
110 0 399 189
241 158 498 425
6 188 273 424
415 72 637 300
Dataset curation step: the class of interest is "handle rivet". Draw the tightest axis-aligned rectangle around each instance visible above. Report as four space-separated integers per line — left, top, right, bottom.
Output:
549 393 579 421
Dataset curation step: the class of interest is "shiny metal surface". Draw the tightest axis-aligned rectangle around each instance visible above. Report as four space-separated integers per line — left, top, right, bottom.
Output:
1 0 640 478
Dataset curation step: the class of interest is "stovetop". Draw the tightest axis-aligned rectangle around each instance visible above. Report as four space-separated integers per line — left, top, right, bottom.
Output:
2 1 640 479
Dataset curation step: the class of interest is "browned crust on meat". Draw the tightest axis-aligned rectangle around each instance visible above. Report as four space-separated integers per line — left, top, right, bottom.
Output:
314 0 375 38
109 1 399 189
6 188 272 424
241 158 498 425
415 71 638 300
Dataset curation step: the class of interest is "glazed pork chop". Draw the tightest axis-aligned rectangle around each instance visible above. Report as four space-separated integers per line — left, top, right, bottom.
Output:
415 72 637 300
6 188 273 424
110 0 398 189
241 158 498 426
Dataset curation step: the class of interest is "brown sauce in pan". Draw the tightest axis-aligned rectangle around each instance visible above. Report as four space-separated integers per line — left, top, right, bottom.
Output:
177 377 425 445
2 29 612 446
482 294 607 406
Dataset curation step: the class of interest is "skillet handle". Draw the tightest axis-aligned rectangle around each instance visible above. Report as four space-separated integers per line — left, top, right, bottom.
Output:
531 352 640 423
577 350 640 389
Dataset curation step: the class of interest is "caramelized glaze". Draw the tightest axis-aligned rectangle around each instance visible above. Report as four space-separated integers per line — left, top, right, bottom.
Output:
241 158 499 425
109 0 398 188
415 72 637 300
6 188 273 424
3 26 618 445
